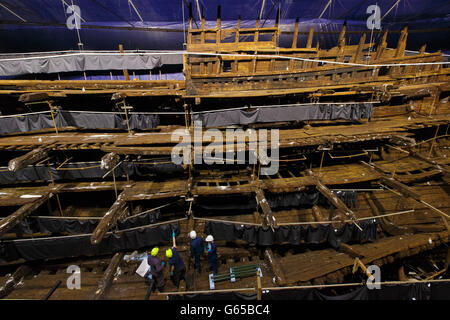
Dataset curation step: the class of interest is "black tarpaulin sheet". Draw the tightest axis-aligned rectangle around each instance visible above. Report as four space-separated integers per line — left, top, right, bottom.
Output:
11 210 161 235
0 222 180 262
195 190 356 213
430 282 450 300
169 292 257 300
312 286 369 300
262 286 368 300
0 52 183 76
204 220 378 248
367 283 431 300
193 104 373 128
0 111 160 135
169 282 450 300
0 161 183 184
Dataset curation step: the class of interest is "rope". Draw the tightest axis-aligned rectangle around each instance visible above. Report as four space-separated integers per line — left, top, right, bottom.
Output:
327 151 368 159
194 209 414 227
416 134 450 146
278 209 415 226
0 111 52 118
56 165 100 171
194 217 262 226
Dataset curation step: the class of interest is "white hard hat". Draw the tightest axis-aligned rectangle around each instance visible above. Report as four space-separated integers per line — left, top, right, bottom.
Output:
189 230 197 239
205 235 214 242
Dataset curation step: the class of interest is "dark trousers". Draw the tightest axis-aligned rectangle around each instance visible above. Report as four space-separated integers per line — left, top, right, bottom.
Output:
145 274 165 292
208 259 218 274
193 254 201 270
172 266 190 289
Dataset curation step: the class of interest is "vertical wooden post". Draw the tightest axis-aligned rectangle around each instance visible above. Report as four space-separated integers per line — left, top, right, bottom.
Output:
255 18 260 42
256 270 262 300
119 100 132 135
352 33 366 63
338 22 347 47
419 44 427 55
337 21 347 61
216 5 221 44
319 151 325 175
112 169 118 200
375 30 388 60
395 26 408 58
187 2 193 45
47 101 59 135
291 18 299 48
47 160 64 217
272 7 280 44
306 26 314 48
119 44 130 81
201 16 205 43
235 16 241 43
234 16 241 73
428 125 440 157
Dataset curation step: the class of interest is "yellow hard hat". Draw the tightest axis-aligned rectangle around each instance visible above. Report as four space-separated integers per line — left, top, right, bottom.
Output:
166 248 173 258
151 247 159 256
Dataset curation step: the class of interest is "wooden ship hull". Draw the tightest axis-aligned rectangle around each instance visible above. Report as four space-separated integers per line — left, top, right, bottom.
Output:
0 5 449 300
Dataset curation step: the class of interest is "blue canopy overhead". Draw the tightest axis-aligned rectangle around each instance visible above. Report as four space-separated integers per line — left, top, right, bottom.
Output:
0 0 448 53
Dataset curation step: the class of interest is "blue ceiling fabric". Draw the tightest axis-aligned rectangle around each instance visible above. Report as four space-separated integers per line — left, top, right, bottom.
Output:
0 1 448 53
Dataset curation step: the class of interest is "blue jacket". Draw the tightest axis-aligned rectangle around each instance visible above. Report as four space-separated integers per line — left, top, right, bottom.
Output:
168 247 185 272
207 242 217 262
190 237 204 257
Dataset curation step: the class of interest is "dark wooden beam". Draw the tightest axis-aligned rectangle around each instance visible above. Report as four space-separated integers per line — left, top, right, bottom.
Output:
0 189 58 237
410 152 448 176
90 192 127 245
8 147 49 172
100 152 120 170
363 192 414 236
306 26 314 48
92 252 125 300
395 26 408 58
264 248 287 286
314 179 355 220
291 18 299 48
0 264 33 298
119 44 130 81
361 161 450 231
338 243 363 258
311 205 326 222
255 188 277 229
18 92 50 103
379 176 422 200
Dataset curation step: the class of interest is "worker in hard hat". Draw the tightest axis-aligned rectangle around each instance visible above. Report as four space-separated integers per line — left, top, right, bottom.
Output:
189 230 204 273
206 235 218 275
145 247 166 292
166 230 190 289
